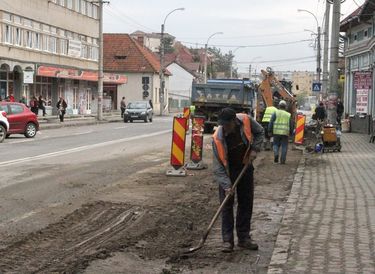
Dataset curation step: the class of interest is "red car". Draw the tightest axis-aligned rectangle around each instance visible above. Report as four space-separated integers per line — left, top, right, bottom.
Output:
0 102 39 138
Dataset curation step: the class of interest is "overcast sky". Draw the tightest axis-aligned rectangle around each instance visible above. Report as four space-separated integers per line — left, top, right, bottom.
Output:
103 0 364 73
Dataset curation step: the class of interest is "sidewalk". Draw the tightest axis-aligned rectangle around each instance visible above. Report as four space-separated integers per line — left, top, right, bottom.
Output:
37 113 123 130
268 133 375 273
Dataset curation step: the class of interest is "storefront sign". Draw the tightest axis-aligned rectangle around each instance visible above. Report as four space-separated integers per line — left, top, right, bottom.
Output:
37 66 127 84
68 40 82 58
354 71 372 114
356 89 369 113
23 71 34 84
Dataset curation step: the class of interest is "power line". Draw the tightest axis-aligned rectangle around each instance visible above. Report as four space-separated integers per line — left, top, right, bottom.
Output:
179 39 313 48
177 31 306 40
235 56 316 64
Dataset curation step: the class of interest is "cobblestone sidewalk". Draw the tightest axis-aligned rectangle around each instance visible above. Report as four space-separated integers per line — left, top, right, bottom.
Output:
268 133 375 274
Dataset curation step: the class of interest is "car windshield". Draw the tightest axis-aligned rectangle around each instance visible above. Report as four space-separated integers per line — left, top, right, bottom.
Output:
128 102 147 109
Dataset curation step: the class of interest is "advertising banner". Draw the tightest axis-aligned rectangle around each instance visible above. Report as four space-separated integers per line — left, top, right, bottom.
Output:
354 72 372 114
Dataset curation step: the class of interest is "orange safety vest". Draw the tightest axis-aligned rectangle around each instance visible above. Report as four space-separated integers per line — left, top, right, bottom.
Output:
213 113 252 169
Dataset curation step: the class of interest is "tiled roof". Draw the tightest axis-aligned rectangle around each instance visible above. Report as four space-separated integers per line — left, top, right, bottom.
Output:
340 0 375 31
104 33 170 75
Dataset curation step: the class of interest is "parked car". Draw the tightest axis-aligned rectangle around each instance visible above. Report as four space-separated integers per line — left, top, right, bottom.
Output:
0 109 9 143
0 102 39 138
124 101 153 123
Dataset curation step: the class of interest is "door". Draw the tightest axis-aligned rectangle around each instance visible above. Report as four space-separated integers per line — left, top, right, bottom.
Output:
8 104 25 133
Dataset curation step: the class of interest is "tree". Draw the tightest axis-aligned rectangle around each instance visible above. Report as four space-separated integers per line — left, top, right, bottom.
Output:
160 36 175 54
208 47 234 78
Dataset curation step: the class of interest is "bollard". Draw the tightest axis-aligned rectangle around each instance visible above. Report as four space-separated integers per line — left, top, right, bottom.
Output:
294 114 306 145
186 116 207 170
166 116 188 176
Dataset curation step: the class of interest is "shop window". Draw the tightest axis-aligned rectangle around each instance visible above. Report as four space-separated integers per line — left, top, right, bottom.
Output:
86 89 91 110
58 85 64 98
73 87 78 109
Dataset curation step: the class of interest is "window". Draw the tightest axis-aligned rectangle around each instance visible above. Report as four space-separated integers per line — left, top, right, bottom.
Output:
43 35 49 51
92 46 99 60
93 5 98 19
49 37 57 53
4 25 13 44
15 28 22 46
73 87 78 109
10 104 24 114
67 0 73 9
87 2 93 17
81 0 86 15
357 30 364 41
60 39 68 55
81 44 87 58
34 33 41 50
142 77 150 84
25 31 33 48
74 0 80 12
58 0 65 6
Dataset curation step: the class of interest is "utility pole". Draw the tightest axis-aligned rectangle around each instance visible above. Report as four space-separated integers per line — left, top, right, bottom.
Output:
317 26 322 83
97 0 104 120
249 64 252 80
322 1 331 97
159 23 165 116
203 43 208 83
327 0 341 124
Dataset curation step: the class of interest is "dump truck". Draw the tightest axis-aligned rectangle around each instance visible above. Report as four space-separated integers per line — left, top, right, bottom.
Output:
191 79 256 133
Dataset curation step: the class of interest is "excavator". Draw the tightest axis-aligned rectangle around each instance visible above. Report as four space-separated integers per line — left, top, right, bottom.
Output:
256 67 297 123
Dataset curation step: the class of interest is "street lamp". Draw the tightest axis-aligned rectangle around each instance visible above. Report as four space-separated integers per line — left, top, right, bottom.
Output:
159 7 185 116
230 46 244 79
204 32 223 83
298 9 321 83
249 56 261 80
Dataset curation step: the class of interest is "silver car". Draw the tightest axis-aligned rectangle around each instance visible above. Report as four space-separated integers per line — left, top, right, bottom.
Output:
124 101 153 123
0 110 9 143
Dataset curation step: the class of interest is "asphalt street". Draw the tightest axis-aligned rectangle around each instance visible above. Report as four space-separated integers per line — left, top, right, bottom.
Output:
0 116 174 245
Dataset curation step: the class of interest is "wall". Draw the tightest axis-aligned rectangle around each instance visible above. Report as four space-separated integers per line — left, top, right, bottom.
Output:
167 62 194 109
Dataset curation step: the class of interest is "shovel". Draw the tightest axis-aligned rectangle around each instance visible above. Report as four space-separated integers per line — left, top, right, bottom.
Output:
185 160 251 254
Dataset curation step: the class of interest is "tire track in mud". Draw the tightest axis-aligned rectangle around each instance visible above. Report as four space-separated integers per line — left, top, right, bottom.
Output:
0 201 144 273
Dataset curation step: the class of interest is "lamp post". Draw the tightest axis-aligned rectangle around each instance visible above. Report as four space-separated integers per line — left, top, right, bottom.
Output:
230 46 244 79
249 56 261 81
204 32 223 83
298 9 321 83
159 7 184 116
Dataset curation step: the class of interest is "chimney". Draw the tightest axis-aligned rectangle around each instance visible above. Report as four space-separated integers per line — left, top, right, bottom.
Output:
137 36 144 46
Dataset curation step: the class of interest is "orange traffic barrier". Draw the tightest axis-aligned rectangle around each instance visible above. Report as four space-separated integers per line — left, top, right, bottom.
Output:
183 107 190 131
166 116 188 176
186 116 207 170
294 114 306 145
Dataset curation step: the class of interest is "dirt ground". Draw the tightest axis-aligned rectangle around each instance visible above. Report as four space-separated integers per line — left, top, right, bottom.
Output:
0 140 302 273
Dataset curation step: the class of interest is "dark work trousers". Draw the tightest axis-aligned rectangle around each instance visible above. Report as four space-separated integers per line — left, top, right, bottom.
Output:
121 107 126 118
219 165 254 243
59 110 66 122
273 135 289 164
261 122 270 140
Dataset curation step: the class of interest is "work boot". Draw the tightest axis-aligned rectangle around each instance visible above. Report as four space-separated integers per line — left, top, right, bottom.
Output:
222 242 234 253
238 238 259 250
274 155 279 163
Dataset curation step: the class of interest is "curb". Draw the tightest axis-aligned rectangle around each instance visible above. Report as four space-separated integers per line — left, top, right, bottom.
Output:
39 118 123 130
267 154 306 274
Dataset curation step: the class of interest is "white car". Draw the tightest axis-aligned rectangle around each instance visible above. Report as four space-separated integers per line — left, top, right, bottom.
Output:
0 110 9 143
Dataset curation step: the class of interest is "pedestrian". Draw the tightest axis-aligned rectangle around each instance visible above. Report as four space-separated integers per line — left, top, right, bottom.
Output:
38 95 46 116
212 107 264 253
56 97 67 122
336 98 344 126
30 96 38 115
8 93 15 102
261 99 279 150
120 97 126 118
19 95 27 105
148 99 153 109
268 100 294 164
313 102 326 122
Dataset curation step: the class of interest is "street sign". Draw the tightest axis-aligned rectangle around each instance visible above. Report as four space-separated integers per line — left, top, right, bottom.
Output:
312 82 322 92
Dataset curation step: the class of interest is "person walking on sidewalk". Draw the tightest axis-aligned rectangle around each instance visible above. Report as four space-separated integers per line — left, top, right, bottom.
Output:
30 96 38 115
38 96 46 116
336 98 344 127
313 102 326 122
56 97 67 122
268 100 293 164
261 99 278 150
212 108 264 253
120 97 126 118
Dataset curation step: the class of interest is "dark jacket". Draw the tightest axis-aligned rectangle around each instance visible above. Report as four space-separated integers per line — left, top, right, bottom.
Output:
337 102 344 116
56 100 67 110
314 105 326 120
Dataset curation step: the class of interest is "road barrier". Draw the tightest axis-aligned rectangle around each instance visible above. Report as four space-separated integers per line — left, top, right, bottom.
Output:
166 116 188 176
294 114 306 145
183 107 191 133
186 116 207 170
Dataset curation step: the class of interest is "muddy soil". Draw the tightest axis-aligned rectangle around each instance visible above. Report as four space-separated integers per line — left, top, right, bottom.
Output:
0 144 301 273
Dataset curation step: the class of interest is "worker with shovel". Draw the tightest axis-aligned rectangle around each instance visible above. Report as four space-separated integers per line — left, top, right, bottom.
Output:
212 108 264 253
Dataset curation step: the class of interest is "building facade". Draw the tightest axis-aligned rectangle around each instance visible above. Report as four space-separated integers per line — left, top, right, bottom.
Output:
341 0 375 120
0 0 125 115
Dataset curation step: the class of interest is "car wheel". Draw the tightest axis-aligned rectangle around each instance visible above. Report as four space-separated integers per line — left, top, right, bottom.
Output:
144 115 149 123
0 125 6 143
130 119 133 123
24 122 37 138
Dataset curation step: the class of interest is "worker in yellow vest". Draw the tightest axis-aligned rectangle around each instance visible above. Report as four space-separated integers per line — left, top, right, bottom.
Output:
261 100 278 150
212 108 264 253
268 100 293 164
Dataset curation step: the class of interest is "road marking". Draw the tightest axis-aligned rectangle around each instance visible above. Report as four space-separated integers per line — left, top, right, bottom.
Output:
6 139 35 144
71 130 93 136
114 126 128 130
0 129 171 167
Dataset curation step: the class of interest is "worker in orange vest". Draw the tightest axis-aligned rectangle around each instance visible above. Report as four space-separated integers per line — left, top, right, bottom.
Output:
212 108 264 253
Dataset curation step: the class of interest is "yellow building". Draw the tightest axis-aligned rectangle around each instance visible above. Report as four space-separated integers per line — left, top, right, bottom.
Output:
292 71 315 95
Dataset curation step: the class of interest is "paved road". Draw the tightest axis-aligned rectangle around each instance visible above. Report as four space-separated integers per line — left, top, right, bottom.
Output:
0 116 174 245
